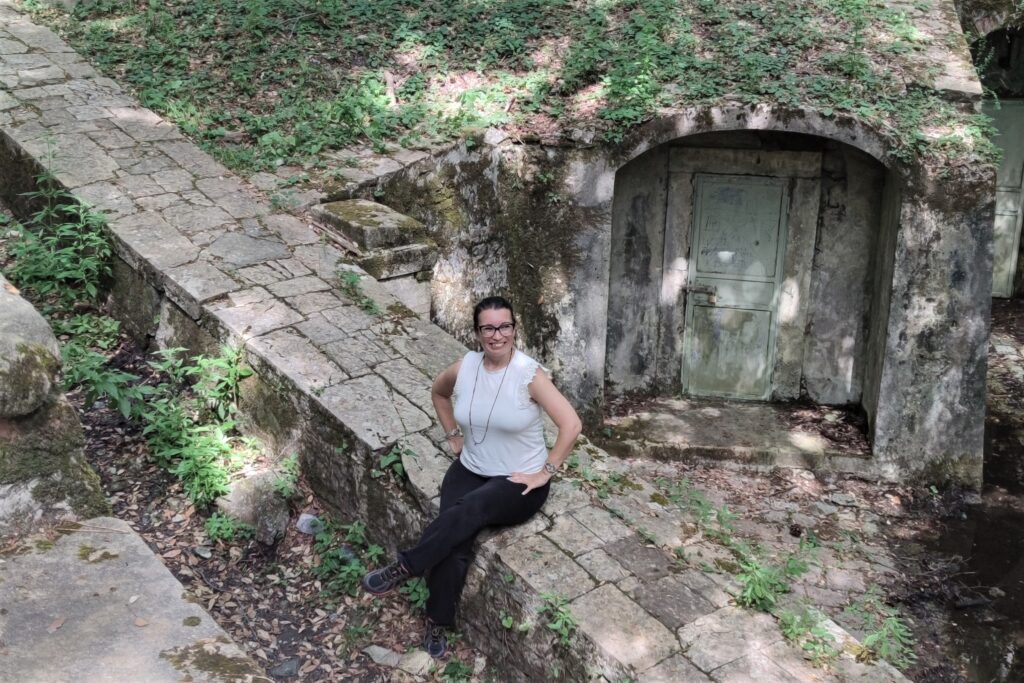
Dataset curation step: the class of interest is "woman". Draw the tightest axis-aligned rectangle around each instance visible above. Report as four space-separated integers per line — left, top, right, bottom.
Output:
361 296 582 658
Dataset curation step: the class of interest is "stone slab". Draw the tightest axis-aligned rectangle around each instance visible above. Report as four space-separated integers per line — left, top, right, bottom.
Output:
632 575 717 630
677 607 783 673
0 517 263 682
313 198 426 250
570 583 678 672
576 548 632 583
315 374 431 450
639 655 713 682
604 536 674 582
497 534 595 600
110 212 199 270
163 261 240 318
207 292 304 339
544 512 605 557
247 327 348 394
374 358 435 415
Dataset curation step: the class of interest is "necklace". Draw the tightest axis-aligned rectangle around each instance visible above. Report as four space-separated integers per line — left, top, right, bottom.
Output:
468 348 514 445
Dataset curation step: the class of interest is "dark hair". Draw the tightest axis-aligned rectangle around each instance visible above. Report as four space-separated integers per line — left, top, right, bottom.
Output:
473 296 516 329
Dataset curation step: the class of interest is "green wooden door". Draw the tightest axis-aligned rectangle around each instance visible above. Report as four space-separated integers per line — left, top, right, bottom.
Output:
682 175 789 399
985 99 1024 298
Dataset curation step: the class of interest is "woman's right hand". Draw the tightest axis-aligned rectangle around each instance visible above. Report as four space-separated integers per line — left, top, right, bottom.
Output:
446 435 464 456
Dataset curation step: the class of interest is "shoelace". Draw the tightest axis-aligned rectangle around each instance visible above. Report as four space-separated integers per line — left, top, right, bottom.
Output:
382 563 407 582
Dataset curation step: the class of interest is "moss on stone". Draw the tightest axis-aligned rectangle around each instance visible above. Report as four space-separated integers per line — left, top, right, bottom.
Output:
0 398 109 519
182 616 202 627
76 544 119 563
0 342 59 417
160 637 264 681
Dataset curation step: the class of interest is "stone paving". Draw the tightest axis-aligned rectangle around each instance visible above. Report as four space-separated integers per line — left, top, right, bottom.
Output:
0 4 909 680
0 517 263 683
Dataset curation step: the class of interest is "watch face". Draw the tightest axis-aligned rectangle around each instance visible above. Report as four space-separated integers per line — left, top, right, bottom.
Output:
544 463 556 474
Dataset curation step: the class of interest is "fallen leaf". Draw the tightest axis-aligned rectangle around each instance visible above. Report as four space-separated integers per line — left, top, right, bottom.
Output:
162 548 181 559
47 617 66 633
134 618 148 627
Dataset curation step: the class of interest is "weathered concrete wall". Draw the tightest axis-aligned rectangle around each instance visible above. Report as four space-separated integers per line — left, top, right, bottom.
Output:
605 147 669 397
373 106 991 484
803 145 885 405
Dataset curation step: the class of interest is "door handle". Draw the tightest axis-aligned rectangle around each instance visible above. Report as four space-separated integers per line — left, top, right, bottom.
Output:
685 284 717 305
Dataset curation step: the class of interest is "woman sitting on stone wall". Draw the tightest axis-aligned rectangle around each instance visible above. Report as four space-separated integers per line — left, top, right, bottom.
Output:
362 295 582 658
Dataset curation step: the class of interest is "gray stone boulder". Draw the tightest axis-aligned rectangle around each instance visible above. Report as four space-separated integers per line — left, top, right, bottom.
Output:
0 274 61 418
214 470 290 545
0 273 109 533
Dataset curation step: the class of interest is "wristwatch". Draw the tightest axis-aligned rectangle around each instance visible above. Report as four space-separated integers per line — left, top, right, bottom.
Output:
445 427 462 439
543 462 557 476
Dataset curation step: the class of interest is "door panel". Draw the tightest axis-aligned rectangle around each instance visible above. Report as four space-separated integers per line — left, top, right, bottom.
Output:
985 100 1024 298
683 175 788 399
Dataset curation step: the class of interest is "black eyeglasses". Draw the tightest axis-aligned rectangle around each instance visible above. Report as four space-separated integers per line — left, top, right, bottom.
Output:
477 322 515 338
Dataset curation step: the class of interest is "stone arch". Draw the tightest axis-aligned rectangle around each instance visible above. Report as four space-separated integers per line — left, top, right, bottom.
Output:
602 107 904 446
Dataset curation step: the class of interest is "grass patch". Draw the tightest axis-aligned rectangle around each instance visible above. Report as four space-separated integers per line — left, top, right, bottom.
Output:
24 0 997 171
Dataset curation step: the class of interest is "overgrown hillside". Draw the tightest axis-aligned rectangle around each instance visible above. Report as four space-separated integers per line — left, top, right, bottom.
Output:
24 0 997 171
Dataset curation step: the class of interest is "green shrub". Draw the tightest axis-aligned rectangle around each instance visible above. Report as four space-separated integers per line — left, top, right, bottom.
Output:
205 512 255 542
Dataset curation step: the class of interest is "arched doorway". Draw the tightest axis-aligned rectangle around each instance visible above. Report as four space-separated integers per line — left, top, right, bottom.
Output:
606 130 898 414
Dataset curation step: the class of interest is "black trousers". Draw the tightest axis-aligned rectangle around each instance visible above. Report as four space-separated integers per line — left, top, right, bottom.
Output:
399 458 549 626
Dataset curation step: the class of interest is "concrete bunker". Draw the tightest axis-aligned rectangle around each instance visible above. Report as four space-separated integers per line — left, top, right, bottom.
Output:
367 105 992 485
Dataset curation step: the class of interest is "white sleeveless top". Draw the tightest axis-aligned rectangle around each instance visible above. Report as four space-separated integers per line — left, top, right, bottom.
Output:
452 350 548 477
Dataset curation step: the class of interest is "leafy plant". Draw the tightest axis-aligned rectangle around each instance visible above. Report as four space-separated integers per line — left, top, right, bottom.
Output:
8 177 111 304
205 512 255 542
538 593 576 646
399 576 430 612
192 344 252 421
440 660 473 683
273 453 300 498
736 557 789 611
779 607 839 667
845 590 917 670
861 614 917 670
336 270 380 315
371 445 411 479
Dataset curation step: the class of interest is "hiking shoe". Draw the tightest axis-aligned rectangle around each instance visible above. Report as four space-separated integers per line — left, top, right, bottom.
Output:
361 561 410 595
423 619 449 659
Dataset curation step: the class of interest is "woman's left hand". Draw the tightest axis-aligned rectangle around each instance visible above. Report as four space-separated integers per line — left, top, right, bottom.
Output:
508 469 551 495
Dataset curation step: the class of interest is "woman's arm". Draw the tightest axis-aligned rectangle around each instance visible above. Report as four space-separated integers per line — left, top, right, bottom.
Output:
509 368 583 494
431 360 463 455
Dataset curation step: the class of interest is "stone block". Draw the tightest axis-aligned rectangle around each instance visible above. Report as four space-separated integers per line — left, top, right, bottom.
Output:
105 256 162 346
544 512 604 557
711 652 801 682
163 261 240 319
247 327 347 395
203 232 290 270
570 505 633 544
323 333 395 376
315 374 431 450
294 313 347 345
313 198 426 250
638 655 712 682
206 292 304 340
396 432 452 507
109 211 199 270
384 318 467 378
570 584 678 672
374 358 434 415
321 303 378 334
632 575 717 630
358 242 438 280
497 534 595 599
677 607 782 673
266 275 332 299
577 548 630 581
108 105 182 142
263 213 319 245
215 470 290 545
285 290 345 316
